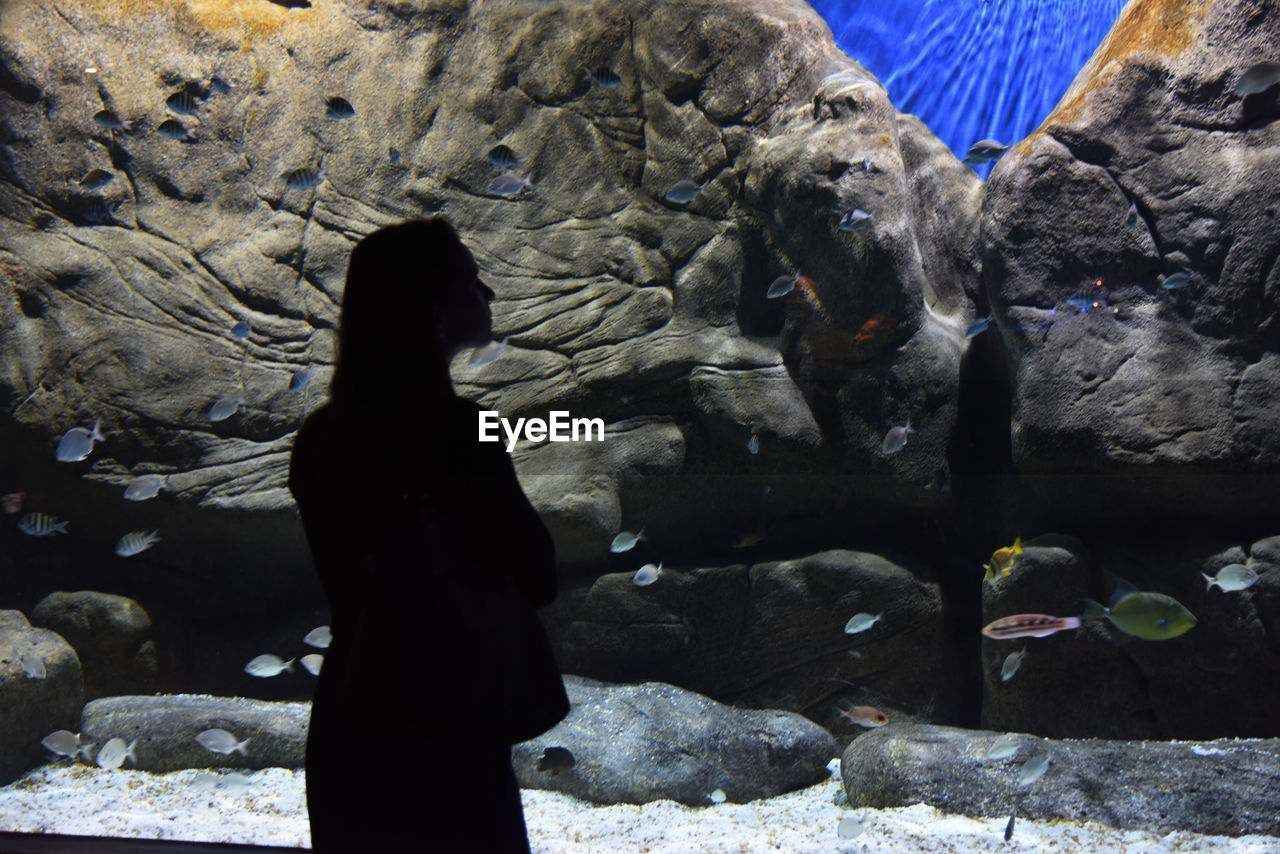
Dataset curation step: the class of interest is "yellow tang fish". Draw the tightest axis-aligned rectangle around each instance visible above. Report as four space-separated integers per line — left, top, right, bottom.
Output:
983 536 1023 582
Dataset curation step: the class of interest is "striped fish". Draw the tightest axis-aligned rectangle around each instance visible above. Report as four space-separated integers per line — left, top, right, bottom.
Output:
981 613 1081 640
17 513 68 536
115 530 160 557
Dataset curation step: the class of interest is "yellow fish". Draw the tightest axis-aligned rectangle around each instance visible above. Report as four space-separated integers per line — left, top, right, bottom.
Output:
983 536 1023 581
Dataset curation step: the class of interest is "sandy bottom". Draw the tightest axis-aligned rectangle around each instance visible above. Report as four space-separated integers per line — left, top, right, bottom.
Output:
0 760 1276 853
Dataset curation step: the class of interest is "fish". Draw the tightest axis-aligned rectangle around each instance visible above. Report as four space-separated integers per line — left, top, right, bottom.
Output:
218 772 252 794
610 529 645 553
230 320 250 340
79 169 114 190
388 147 402 164
1161 272 1191 289
1202 563 1260 593
124 474 166 501
1 492 25 514
282 167 326 190
20 654 46 679
536 746 575 774
95 737 137 771
633 561 663 586
83 197 122 224
289 368 314 392
962 138 1008 165
983 536 1023 581
881 420 914 455
838 208 873 232
862 158 874 174
116 530 160 557
165 90 199 115
156 119 196 141
1125 202 1138 227
708 789 727 804
747 430 759 455
324 97 355 119
303 625 332 648
209 75 233 95
18 513 69 536
835 702 888 728
837 816 865 839
584 67 622 88
1082 589 1196 641
300 653 324 675
92 110 132 130
664 179 706 205
1017 752 1050 786
1005 802 1017 841
56 418 105 462
1000 647 1026 682
468 336 510 367
1235 61 1280 96
41 730 93 759
209 395 243 421
986 734 1019 760
843 611 884 634
731 528 769 549
244 654 295 677
981 613 1082 640
196 728 250 756
488 173 534 197
488 145 524 171
965 316 991 338
766 273 800 299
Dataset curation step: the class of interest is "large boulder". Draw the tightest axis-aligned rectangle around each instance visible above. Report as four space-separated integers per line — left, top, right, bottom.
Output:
30 591 158 701
0 610 82 785
841 723 1280 837
981 0 1280 520
514 675 834 805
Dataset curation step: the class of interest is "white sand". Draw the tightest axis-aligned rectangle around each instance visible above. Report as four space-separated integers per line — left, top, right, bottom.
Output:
0 760 1276 853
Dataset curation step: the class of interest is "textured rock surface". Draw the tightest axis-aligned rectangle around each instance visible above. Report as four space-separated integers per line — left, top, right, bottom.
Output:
30 590 158 701
981 0 1280 518
513 675 835 805
841 723 1280 837
79 694 309 771
545 548 964 733
0 610 83 785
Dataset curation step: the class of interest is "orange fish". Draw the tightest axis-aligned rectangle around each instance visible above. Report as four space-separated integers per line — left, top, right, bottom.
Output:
834 702 889 728
981 613 1081 640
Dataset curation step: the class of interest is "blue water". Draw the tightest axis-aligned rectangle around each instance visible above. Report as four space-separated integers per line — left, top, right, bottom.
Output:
811 0 1127 177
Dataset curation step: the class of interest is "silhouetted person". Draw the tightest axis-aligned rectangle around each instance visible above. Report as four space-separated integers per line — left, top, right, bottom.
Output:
290 219 569 852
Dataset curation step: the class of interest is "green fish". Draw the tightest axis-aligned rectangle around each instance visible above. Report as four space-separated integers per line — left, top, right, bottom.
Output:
1082 587 1196 641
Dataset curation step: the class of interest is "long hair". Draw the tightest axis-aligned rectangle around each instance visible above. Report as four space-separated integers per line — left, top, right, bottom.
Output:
328 218 471 412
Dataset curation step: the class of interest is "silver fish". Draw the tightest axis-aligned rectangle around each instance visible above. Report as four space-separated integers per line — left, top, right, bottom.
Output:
766 274 799 299
610 529 645 553
1000 647 1026 682
882 419 914 455
244 654 295 677
633 561 663 587
966 316 991 338
116 530 160 557
468 336 510 367
300 653 324 675
324 97 355 119
843 611 884 634
837 816 865 839
230 320 250 340
584 67 622 88
986 734 1020 760
1005 802 1017 841
664 179 705 205
708 788 727 804
747 431 759 455
20 654 46 679
1125 202 1138 227
18 513 69 536
124 474 166 501
962 138 1008 165
209 395 243 422
96 737 137 770
41 730 92 759
56 419 105 462
388 147 401 164
218 772 252 795
1235 61 1280 96
488 173 534 197
303 625 332 648
838 208 873 232
79 169 115 190
1161 272 1191 290
1017 752 1050 786
196 728 250 756
1202 563 1260 592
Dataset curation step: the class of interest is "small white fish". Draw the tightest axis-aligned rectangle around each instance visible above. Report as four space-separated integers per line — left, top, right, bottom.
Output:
190 771 220 791
303 625 332 648
1017 752 1050 786
218 772 252 795
1160 272 1191 290
986 734 1020 760
610 529 645 553
488 173 534 197
965 316 991 338
468 336 510 367
708 788 726 804
20 653 46 679
838 208 873 232
56 419 105 462
664 179 706 205
244 654 295 677
1235 61 1280 96
843 611 884 634
196 728 250 756
230 320 250 340
123 474 166 501
116 530 160 557
300 653 324 675
41 730 93 759
633 561 663 586
747 430 759 455
837 816 865 839
209 395 243 422
881 419 915 454
1000 647 1026 682
95 737 137 770
1202 563 1260 593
